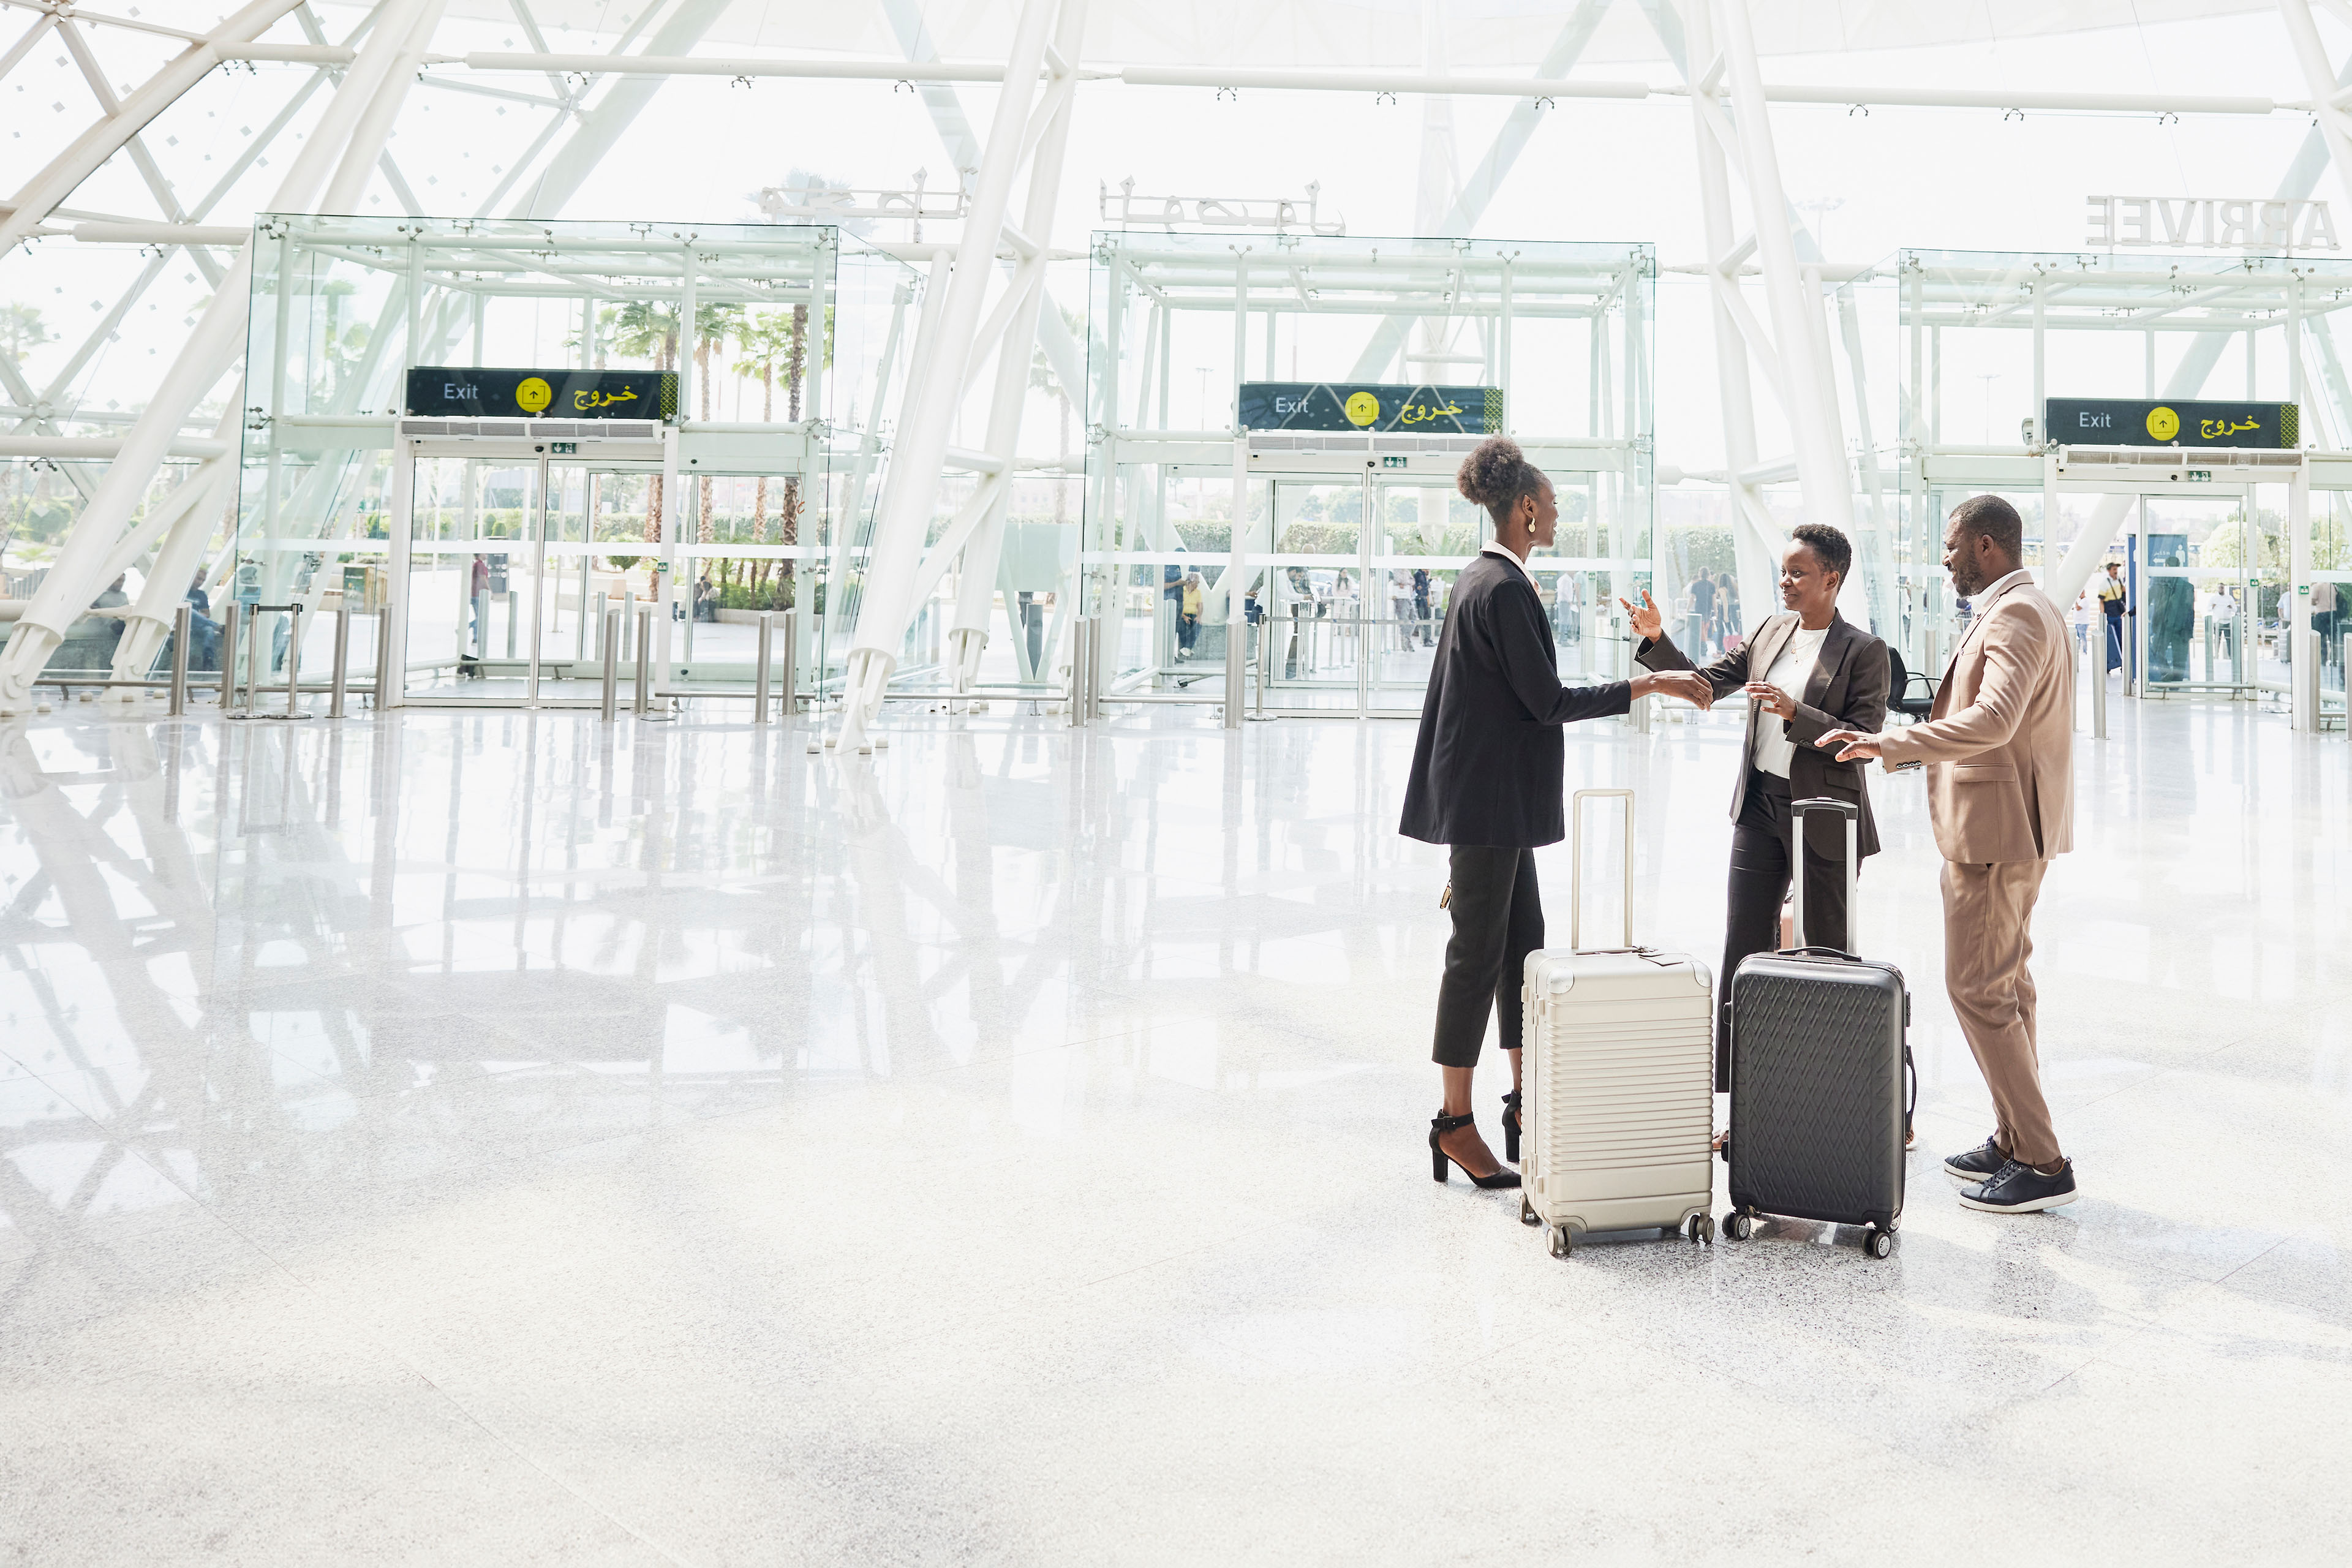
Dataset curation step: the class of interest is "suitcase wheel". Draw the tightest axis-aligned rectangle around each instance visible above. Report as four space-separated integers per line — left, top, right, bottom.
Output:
1865 1228 1894 1260
1520 1197 1540 1227
1684 1213 1716 1245
1548 1225 1574 1259
1725 1212 1754 1242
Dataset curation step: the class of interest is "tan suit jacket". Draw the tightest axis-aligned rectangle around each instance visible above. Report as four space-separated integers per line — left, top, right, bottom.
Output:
1877 575 2074 864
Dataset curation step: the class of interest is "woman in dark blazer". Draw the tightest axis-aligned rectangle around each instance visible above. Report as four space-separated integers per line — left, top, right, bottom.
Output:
1623 524 1890 1096
1401 438 1714 1189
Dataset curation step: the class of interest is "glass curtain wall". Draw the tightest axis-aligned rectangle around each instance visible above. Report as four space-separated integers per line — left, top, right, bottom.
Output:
238 216 918 708
1884 249 2352 722
1084 233 1655 717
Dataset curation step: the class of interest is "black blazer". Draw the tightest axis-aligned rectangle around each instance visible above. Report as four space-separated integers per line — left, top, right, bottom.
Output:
1635 611 1890 859
1400 553 1632 848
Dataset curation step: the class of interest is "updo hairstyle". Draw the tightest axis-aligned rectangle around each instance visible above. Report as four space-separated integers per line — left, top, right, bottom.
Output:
1457 436 1547 529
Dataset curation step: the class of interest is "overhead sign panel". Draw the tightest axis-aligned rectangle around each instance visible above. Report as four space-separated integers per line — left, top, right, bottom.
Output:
405 367 677 420
2045 398 2297 450
1238 382 1502 434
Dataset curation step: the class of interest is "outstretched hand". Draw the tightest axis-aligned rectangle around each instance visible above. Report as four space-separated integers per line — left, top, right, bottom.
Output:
1814 728 1885 764
1616 589 1664 644
1637 669 1715 710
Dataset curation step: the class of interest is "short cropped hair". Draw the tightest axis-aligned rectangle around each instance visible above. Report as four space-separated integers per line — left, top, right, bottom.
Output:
1790 522 1852 583
1950 494 2024 560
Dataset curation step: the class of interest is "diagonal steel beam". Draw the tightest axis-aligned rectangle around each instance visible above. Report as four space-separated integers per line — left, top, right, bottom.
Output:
0 0 308 258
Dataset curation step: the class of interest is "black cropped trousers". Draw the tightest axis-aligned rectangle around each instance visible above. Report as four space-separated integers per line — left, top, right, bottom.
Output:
1432 845 1543 1068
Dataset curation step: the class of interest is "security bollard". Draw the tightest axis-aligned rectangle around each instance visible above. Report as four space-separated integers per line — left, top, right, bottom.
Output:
219 601 242 712
778 608 798 720
754 611 774 722
168 605 191 716
600 608 620 721
329 606 352 719
632 606 652 715
371 608 391 708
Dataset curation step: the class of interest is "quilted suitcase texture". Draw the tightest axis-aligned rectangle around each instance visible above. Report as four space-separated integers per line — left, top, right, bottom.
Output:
1518 791 1716 1259
1724 797 1911 1258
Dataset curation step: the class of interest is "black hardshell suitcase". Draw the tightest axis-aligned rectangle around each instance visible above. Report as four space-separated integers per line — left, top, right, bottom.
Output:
1722 796 1914 1260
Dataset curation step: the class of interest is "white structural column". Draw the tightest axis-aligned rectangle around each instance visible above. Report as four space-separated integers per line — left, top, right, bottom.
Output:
946 0 1090 692
0 0 445 713
1708 0 1856 556
832 0 1068 755
1678 0 1796 622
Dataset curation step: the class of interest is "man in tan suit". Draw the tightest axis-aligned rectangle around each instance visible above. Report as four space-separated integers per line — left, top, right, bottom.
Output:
1815 495 2079 1213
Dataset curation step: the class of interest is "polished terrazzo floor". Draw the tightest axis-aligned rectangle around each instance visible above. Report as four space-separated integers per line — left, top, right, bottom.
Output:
1 690 2345 1564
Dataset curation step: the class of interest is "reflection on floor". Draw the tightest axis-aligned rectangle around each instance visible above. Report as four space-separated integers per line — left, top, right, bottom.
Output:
1 695 2345 1562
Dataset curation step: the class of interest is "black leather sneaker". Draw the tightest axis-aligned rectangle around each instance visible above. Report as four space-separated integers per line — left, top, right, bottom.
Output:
1943 1138 2010 1183
1959 1158 2079 1213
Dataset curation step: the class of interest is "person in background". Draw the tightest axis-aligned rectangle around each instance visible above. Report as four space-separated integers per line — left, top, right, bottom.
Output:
186 573 211 617
469 554 490 652
1412 567 1433 647
2098 559 2127 674
1717 571 1740 649
1818 494 2080 1214
1176 571 1204 660
1400 436 1714 1191
1691 570 1717 655
1627 524 1890 1104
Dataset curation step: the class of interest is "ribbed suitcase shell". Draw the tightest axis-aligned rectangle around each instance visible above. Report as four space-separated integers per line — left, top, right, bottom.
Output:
1521 948 1715 1246
1727 952 1909 1232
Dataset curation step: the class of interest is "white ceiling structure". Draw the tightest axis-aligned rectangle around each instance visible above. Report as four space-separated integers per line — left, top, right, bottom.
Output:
3 0 2350 725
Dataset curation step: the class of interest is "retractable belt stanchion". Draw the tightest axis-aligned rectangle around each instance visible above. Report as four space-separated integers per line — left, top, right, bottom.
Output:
219 602 242 713
600 608 620 721
328 606 352 719
505 590 518 659
1066 619 1090 729
167 605 191 716
225 603 260 720
754 611 774 723
273 604 312 721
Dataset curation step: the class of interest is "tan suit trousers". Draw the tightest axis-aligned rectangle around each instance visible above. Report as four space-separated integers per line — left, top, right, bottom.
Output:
1939 859 2060 1167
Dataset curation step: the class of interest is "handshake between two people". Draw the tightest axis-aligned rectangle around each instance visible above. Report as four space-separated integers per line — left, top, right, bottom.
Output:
1613 589 1887 763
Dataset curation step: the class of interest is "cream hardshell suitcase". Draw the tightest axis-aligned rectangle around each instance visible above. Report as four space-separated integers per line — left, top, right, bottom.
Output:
1518 790 1717 1259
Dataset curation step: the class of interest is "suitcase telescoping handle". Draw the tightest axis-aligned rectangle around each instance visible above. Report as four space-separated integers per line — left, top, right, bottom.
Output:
1569 788 1635 950
1789 796 1860 952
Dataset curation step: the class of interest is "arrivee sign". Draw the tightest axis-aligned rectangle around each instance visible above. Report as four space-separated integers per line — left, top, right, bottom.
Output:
2086 195 2339 252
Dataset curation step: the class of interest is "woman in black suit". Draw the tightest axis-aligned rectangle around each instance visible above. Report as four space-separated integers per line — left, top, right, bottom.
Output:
1401 439 1714 1188
1623 524 1890 1097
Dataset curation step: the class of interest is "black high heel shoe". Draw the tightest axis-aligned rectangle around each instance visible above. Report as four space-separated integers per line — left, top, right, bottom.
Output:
1501 1091 1521 1165
1430 1110 1522 1189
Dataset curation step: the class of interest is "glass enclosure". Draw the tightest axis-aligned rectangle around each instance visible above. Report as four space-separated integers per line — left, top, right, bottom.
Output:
236 214 919 708
1882 248 2352 726
1083 233 1655 716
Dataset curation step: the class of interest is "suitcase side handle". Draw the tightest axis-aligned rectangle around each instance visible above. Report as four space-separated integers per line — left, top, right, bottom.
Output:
1569 788 1634 951
1789 796 1860 952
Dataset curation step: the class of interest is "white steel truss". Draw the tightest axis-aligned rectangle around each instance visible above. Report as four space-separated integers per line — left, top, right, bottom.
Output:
827 0 1088 756
9 0 2352 734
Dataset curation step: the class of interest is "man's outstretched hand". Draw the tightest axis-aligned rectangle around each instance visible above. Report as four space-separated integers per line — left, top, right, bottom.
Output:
1814 728 1884 764
1636 669 1714 710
